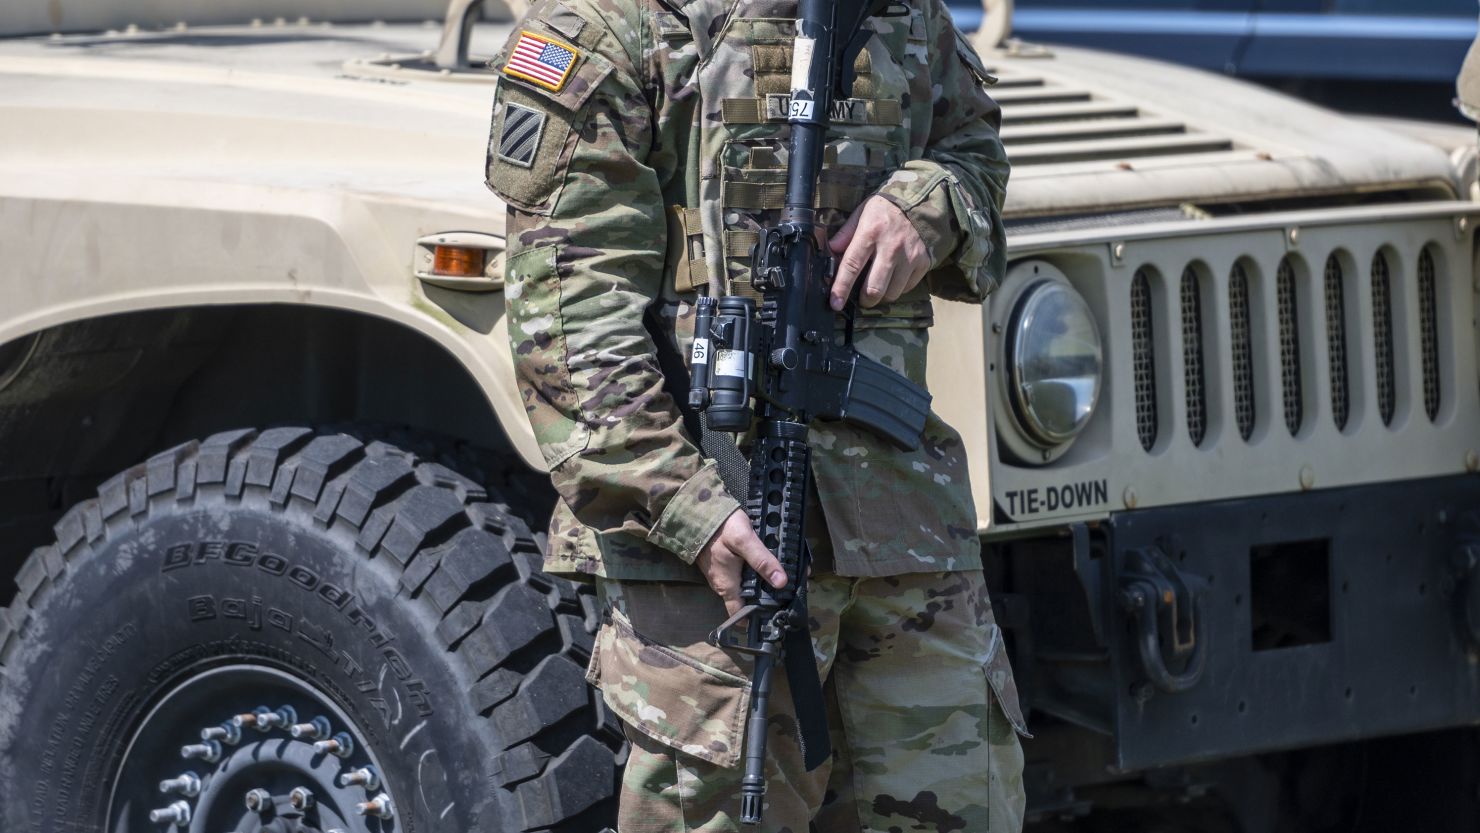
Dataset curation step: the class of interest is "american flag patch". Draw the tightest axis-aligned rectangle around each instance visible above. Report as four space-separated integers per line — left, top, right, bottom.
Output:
503 31 579 93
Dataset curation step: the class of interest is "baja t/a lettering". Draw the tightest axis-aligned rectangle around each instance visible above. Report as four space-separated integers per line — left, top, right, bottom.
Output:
687 0 931 822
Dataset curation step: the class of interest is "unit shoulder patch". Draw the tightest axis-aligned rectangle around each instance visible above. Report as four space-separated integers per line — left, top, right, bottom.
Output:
503 31 581 93
497 102 547 168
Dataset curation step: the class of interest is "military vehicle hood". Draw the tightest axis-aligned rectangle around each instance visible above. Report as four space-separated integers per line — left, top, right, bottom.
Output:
990 42 1464 218
0 17 1463 223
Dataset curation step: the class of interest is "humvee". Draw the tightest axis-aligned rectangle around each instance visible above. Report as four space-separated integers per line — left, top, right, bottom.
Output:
2 0 1478 830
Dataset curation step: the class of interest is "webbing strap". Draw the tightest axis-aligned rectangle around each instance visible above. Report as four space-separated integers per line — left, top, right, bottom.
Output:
742 144 893 170
751 43 871 75
726 230 759 258
669 204 709 293
726 180 870 210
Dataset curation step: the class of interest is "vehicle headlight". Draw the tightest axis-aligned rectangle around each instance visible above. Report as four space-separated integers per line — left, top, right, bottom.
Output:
1007 280 1103 448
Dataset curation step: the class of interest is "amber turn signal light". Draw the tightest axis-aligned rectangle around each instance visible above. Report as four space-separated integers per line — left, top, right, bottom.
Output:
432 245 487 278
414 233 503 292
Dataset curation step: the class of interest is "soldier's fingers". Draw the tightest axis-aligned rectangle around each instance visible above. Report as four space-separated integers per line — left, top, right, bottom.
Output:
708 561 743 616
885 258 928 303
831 236 875 312
699 546 742 609
861 249 904 308
731 530 787 588
827 208 864 256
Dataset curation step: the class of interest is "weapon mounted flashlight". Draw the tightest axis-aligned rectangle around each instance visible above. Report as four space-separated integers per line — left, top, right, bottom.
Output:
690 296 756 432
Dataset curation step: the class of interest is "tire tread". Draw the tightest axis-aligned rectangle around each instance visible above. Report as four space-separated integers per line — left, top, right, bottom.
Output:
1 426 619 832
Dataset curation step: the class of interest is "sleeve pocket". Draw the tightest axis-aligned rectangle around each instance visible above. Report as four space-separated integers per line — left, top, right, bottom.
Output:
485 45 614 213
983 623 1032 738
586 608 751 768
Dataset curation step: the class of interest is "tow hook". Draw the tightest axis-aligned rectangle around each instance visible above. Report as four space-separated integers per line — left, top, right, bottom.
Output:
1119 545 1207 694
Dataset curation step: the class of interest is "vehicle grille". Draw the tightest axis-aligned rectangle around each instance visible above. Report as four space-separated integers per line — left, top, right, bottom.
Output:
1181 267 1207 447
1372 252 1396 426
1277 258 1302 436
1323 255 1350 432
1131 268 1158 451
1419 247 1440 423
1115 242 1452 455
993 211 1476 528
1230 262 1256 442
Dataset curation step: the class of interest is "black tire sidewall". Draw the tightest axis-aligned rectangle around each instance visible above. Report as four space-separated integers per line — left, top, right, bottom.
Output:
1 494 499 831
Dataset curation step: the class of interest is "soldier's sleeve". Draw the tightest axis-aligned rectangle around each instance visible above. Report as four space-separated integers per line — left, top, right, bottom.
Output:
871 0 1010 303
486 2 739 565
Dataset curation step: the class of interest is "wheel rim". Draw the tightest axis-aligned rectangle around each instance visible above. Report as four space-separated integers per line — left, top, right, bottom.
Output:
108 665 398 832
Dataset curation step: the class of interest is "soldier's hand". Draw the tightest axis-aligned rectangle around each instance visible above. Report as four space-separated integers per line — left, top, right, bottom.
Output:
827 195 931 311
697 509 787 616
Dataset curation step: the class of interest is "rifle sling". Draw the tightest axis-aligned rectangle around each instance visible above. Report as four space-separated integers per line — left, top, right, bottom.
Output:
785 549 834 772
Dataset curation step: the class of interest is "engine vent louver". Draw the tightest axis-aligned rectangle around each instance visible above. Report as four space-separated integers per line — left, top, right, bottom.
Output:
994 70 1236 167
1372 252 1396 426
1276 259 1302 436
1324 255 1350 432
1419 247 1440 423
1131 269 1158 452
1230 263 1256 442
1180 268 1207 447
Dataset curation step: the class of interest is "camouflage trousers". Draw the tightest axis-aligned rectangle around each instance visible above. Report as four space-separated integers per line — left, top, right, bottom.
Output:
586 570 1028 832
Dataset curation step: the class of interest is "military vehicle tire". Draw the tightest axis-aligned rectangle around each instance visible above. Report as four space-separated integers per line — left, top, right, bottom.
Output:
0 427 622 833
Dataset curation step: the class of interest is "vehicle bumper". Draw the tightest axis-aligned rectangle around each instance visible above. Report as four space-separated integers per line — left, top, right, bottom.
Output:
1021 474 1480 771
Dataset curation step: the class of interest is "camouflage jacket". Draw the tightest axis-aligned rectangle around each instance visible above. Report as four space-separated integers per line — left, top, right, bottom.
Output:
486 0 1009 580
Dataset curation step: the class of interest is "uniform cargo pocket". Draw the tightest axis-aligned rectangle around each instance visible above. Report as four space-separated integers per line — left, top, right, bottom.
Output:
586 607 751 768
983 623 1031 738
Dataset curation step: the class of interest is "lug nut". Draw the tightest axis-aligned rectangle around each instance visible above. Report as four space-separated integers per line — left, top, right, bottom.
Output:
201 721 242 745
148 800 192 826
232 711 261 728
356 793 394 819
338 765 380 790
244 788 272 813
313 732 355 758
289 786 315 810
158 772 201 797
180 740 222 762
250 704 298 731
289 715 332 740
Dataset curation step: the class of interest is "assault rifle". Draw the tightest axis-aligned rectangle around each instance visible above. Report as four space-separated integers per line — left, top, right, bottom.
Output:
687 0 931 822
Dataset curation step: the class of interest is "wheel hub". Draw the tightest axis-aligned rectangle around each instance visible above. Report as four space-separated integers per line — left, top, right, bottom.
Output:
110 665 397 832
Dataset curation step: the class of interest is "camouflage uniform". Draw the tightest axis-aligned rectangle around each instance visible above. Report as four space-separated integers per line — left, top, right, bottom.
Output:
485 0 1026 825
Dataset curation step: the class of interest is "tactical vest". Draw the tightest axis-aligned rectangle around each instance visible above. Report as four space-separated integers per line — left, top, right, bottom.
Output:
664 0 939 327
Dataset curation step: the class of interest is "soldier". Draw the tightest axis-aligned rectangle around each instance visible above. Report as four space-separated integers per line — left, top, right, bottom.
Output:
485 0 1029 828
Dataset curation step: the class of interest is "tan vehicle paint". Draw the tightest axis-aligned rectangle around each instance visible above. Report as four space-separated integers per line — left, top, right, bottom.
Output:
0 0 1475 534
6 1 1480 828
